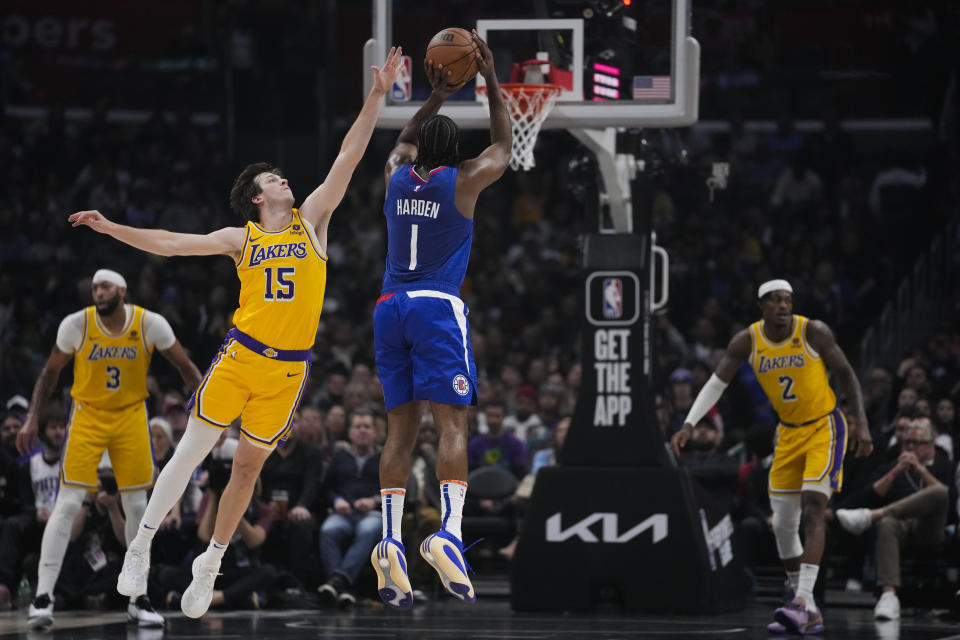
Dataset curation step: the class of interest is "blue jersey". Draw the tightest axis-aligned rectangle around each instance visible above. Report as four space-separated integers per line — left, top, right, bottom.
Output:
381 165 473 296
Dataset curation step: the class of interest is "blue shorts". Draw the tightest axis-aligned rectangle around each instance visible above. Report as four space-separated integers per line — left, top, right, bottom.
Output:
374 290 478 411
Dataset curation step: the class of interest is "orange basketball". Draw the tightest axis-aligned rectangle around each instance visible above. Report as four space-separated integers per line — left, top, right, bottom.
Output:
425 27 479 87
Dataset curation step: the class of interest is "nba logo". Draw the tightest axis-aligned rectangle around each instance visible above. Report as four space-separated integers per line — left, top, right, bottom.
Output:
602 278 623 319
392 55 412 102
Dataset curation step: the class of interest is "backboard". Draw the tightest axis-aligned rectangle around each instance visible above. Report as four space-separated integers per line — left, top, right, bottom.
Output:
365 0 699 130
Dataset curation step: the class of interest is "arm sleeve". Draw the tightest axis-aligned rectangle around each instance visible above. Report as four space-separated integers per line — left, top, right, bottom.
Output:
55 311 85 354
143 311 177 351
682 374 729 427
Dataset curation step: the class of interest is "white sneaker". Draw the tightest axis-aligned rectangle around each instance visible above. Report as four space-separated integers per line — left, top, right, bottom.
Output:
127 595 164 628
27 593 54 629
874 591 901 620
118 540 151 597
181 551 221 618
836 508 874 535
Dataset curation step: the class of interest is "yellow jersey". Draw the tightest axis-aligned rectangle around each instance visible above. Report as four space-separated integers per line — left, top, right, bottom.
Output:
232 209 327 350
72 305 153 409
748 315 836 425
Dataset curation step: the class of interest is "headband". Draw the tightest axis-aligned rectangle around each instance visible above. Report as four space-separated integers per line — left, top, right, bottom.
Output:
758 279 792 299
92 269 127 289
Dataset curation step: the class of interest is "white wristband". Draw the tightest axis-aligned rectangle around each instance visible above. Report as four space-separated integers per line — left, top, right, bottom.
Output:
682 374 729 428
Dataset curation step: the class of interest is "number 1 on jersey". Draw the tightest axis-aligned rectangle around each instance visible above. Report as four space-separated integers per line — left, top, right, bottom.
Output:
408 224 418 270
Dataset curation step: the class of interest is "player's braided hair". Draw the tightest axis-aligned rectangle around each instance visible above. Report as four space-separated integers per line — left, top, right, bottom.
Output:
229 162 283 222
415 115 460 172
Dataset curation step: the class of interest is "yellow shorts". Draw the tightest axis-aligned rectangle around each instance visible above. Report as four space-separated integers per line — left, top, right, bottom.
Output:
190 336 310 449
768 408 847 496
62 400 154 492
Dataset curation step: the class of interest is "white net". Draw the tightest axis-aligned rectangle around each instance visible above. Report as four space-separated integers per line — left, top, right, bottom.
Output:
476 84 562 171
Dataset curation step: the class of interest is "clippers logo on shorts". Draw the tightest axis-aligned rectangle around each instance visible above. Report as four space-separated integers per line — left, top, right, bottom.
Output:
602 278 623 319
452 374 470 397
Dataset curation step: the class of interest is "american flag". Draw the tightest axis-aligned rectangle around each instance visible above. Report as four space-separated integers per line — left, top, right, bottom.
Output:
632 76 671 100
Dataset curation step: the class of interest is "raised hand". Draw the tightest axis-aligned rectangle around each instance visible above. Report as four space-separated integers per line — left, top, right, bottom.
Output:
68 209 113 234
472 29 495 79
425 58 463 97
371 46 403 95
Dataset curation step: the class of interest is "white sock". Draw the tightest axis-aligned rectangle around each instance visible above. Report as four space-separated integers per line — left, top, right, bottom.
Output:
204 538 228 564
134 417 222 545
796 563 819 611
786 570 800 593
439 480 467 541
36 486 87 596
380 488 405 540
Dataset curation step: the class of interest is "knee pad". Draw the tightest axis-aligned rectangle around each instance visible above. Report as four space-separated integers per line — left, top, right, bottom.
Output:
770 494 803 560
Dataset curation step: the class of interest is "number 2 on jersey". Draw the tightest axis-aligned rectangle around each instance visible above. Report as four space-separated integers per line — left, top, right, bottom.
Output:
264 267 295 300
778 375 797 402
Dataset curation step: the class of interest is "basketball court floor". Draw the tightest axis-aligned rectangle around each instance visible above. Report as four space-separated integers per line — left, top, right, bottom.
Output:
1 585 957 640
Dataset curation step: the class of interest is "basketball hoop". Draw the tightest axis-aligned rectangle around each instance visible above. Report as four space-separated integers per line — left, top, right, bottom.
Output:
476 83 562 171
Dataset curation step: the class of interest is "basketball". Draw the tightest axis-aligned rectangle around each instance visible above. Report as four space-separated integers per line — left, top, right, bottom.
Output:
425 27 479 87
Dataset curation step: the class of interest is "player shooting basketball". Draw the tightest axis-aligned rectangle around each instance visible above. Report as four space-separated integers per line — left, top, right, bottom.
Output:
370 31 511 609
671 279 872 635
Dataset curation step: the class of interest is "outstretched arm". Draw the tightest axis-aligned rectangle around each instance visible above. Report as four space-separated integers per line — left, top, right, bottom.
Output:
807 319 872 458
299 47 404 246
384 58 465 186
455 31 512 216
670 330 751 457
69 210 245 262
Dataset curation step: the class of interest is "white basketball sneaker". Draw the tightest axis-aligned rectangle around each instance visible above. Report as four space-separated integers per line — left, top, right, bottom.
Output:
181 551 221 618
127 595 164 627
27 593 54 630
117 539 151 597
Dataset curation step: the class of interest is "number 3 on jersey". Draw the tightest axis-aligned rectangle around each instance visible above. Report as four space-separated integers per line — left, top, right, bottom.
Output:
264 267 295 300
106 366 121 390
778 375 797 402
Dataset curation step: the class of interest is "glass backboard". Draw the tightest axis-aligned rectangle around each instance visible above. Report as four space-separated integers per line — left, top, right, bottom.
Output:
365 0 699 130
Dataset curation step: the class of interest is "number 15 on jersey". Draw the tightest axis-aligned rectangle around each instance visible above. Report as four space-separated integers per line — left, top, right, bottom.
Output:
264 267 295 301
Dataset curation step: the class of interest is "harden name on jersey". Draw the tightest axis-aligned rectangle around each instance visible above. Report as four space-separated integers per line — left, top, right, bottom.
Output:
395 197 440 219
